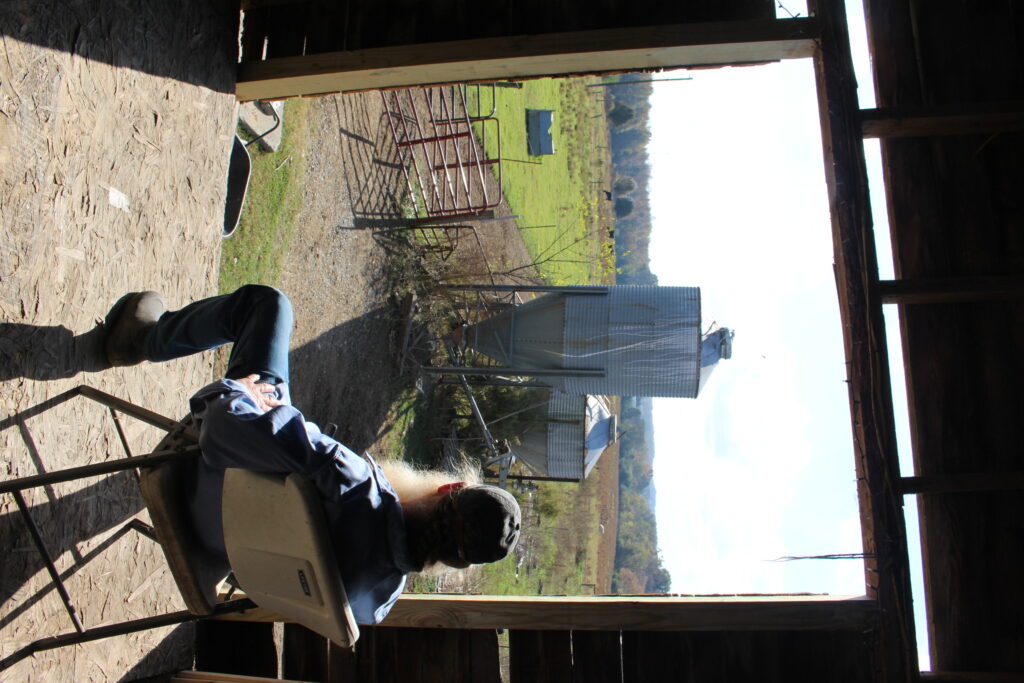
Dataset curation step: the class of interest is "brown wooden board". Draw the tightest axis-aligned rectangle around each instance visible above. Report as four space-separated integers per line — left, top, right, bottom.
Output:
240 7 270 63
863 0 1024 673
236 18 818 100
239 0 776 58
325 640 358 682
301 1 351 54
381 594 877 632
194 622 278 678
921 674 1024 683
570 630 624 683
263 4 311 59
467 629 502 682
347 625 377 682
510 630 572 683
282 624 328 681
352 626 501 682
620 631 874 682
621 630 692 682
878 276 1024 305
808 0 918 680
861 103 1024 139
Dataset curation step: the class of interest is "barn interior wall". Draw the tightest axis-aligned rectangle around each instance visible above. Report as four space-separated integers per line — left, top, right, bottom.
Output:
863 0 1024 672
242 0 777 60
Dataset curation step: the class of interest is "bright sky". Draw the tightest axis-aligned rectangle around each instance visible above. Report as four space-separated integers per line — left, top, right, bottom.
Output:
647 1 930 668
647 55 865 596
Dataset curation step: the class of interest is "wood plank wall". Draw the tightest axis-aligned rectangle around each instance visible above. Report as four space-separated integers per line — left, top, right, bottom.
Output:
240 0 776 62
281 624 501 682
862 0 1024 674
271 625 876 682
509 629 876 682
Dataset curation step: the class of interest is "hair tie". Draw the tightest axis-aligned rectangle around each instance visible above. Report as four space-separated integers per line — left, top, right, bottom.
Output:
437 482 467 495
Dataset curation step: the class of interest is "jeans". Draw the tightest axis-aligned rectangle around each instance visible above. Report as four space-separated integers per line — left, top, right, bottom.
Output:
143 285 294 383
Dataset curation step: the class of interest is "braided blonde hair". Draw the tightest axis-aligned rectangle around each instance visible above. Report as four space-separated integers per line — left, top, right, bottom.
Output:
377 458 481 572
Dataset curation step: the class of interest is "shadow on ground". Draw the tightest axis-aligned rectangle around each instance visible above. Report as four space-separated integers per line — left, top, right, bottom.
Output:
0 0 238 93
116 624 195 683
0 323 110 381
325 95 408 229
287 304 415 453
0 473 145 630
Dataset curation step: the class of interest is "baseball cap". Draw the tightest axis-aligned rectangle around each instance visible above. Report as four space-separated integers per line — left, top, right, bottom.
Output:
453 485 522 565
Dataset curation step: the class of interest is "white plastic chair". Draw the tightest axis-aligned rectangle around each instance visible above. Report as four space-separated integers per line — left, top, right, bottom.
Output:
222 468 359 647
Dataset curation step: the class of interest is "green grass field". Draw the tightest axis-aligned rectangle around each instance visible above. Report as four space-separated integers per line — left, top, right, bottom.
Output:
462 78 615 595
219 98 312 293
472 78 613 285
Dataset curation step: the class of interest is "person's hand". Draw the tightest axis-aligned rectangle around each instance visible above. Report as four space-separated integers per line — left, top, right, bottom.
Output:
235 374 284 413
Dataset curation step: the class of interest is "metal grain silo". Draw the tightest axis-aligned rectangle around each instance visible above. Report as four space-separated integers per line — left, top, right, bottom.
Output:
513 392 616 481
463 285 702 397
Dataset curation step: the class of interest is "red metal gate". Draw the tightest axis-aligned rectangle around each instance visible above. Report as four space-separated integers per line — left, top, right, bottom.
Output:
381 86 503 220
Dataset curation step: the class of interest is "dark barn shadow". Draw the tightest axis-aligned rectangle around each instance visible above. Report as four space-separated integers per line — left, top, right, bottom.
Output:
116 624 195 682
0 0 238 94
0 322 111 381
287 304 414 454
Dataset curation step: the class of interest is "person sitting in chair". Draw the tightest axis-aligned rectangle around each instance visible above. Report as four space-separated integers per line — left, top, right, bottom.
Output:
102 285 521 625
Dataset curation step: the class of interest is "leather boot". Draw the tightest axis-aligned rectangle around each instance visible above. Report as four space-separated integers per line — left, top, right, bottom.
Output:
103 291 166 367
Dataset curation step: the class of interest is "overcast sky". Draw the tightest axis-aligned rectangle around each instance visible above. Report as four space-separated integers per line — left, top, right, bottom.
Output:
646 0 930 667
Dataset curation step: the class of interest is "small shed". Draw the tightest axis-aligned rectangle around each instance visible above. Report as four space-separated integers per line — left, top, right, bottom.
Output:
526 109 555 155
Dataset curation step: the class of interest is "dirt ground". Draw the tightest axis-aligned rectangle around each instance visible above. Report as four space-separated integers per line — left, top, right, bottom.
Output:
280 91 542 457
0 4 542 680
1 1 240 680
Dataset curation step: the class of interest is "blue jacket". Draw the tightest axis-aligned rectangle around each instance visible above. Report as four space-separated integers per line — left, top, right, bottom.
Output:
186 378 413 624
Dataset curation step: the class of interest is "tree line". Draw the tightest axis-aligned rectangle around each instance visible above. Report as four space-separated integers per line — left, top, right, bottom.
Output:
613 402 671 594
606 73 657 286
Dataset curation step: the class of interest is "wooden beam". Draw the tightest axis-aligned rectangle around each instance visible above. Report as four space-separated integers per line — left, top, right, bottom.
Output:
218 595 879 633
236 18 818 100
900 472 1024 495
241 0 307 8
878 276 1024 304
921 673 1024 683
282 624 328 682
382 594 877 632
861 102 1024 138
808 0 917 680
173 673 304 683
